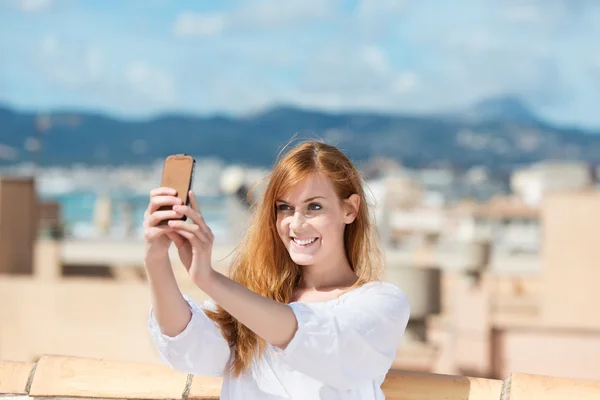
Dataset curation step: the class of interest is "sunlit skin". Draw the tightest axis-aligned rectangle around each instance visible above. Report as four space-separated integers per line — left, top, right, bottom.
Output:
275 172 360 301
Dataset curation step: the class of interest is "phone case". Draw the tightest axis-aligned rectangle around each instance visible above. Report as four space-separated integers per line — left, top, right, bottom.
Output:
158 154 195 225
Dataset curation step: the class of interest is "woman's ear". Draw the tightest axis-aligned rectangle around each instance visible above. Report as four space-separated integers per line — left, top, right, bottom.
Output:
343 194 360 224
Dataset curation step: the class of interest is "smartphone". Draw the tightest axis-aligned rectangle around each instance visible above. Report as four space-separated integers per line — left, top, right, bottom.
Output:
158 154 195 225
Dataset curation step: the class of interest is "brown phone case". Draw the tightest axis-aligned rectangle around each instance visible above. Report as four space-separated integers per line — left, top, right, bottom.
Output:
158 154 195 225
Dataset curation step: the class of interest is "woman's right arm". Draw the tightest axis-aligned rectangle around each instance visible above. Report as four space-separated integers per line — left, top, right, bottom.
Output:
145 252 231 377
143 188 231 377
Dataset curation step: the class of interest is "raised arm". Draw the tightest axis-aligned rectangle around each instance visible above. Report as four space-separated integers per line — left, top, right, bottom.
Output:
143 188 231 377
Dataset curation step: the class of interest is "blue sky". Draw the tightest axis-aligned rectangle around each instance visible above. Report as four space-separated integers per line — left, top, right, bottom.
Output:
1 0 600 129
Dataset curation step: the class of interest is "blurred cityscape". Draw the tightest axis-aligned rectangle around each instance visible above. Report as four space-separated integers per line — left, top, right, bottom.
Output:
1 0 600 389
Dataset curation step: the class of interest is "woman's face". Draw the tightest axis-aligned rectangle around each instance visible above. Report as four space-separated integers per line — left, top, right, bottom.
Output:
275 172 358 267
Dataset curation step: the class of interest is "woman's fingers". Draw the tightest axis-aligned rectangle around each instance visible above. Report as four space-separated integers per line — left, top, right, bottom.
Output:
144 225 172 242
170 227 197 243
165 231 186 248
173 194 214 242
146 189 214 248
147 196 183 216
189 190 200 212
168 225 205 254
145 187 182 215
150 187 177 198
174 205 214 242
168 219 211 244
174 203 206 226
145 209 184 227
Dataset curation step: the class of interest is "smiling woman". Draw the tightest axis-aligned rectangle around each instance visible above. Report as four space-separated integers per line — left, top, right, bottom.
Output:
274 173 361 288
142 140 410 400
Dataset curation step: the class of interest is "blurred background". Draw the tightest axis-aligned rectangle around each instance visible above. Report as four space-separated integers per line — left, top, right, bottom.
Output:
1 0 600 383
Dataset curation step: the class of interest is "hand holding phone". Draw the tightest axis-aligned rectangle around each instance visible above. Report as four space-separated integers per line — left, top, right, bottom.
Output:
158 154 195 225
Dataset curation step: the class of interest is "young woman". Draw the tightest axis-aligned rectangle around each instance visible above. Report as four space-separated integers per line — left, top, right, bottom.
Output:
144 141 410 399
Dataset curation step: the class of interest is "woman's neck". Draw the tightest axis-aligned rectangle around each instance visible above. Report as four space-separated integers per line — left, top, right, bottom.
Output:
297 257 357 290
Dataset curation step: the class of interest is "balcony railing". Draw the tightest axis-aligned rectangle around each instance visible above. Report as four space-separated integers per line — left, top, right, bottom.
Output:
2 354 600 400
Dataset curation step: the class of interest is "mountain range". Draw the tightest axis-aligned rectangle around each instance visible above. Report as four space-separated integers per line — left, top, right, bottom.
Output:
1 96 599 172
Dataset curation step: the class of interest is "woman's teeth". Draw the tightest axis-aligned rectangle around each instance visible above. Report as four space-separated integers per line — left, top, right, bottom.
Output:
293 237 317 246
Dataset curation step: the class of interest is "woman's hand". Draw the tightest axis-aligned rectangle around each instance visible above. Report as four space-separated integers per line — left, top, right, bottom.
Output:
167 190 216 287
143 187 184 261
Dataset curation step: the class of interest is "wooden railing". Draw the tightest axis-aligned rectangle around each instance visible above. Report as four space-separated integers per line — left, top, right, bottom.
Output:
2 355 600 399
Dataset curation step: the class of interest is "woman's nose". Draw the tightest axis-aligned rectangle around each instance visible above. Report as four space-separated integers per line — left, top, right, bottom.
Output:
289 211 306 230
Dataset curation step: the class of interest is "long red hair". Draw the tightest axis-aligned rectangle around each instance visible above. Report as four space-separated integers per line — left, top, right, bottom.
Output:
205 140 383 376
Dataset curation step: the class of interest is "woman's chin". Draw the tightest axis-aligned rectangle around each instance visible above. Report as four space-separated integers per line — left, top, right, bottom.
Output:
289 253 315 265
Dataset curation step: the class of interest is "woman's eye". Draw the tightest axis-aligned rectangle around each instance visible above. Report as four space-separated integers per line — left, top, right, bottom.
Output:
277 204 291 211
308 203 322 211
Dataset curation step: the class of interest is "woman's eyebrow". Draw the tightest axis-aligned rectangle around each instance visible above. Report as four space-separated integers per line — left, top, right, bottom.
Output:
303 196 325 203
276 196 326 204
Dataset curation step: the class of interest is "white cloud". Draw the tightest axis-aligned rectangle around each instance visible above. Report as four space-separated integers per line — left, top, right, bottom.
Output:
444 31 504 53
198 72 285 114
393 72 420 94
362 46 389 74
41 34 58 55
125 61 176 105
295 43 421 112
501 4 542 24
355 0 408 20
432 43 568 111
407 0 581 112
85 49 103 79
235 0 338 29
17 0 52 12
39 35 104 89
169 41 423 115
498 0 595 34
173 0 339 38
173 12 227 38
34 35 177 114
352 0 409 38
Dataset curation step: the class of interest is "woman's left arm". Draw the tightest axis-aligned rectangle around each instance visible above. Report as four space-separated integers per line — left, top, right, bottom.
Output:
200 269 299 348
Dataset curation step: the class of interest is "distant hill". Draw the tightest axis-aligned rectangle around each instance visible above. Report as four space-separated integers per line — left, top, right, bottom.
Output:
0 97 599 171
461 96 539 124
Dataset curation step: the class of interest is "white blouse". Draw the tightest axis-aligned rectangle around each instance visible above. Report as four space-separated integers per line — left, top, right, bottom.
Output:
148 280 410 399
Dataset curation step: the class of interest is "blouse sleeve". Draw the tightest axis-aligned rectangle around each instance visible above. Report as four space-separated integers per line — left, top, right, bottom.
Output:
147 295 231 377
271 281 410 390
